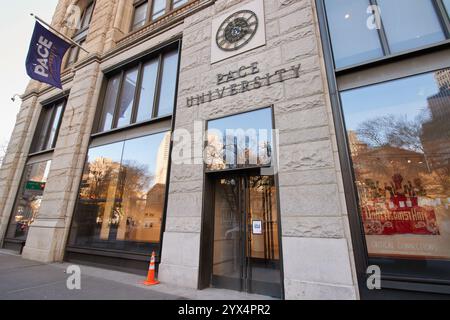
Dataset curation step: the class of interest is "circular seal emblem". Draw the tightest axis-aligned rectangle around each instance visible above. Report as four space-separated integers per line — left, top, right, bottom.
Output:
216 10 259 52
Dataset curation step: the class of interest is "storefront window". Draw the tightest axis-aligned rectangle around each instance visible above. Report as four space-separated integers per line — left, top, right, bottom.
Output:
5 161 52 240
341 68 450 280
377 0 445 53
68 131 171 253
206 108 273 171
324 0 383 68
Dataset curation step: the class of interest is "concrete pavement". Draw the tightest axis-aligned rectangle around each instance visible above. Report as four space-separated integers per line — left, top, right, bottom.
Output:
0 250 276 300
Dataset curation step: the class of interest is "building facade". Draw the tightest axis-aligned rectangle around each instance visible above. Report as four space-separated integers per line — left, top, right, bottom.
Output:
0 0 449 299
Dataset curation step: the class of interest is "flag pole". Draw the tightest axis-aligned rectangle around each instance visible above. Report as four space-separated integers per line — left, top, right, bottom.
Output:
30 13 90 54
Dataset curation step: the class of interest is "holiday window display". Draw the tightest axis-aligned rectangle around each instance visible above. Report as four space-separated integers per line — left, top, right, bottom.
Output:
360 174 440 236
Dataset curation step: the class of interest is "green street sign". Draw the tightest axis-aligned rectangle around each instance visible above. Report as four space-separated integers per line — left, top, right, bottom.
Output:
25 181 46 191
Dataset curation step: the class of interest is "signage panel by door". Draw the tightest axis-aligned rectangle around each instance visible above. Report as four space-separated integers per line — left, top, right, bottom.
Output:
211 174 282 298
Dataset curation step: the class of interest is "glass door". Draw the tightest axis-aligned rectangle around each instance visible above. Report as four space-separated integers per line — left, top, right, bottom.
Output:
211 174 282 298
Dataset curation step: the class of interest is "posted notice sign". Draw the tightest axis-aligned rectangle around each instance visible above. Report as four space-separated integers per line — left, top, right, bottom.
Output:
252 220 263 235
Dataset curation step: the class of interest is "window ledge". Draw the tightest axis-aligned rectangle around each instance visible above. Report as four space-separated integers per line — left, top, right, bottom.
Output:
91 114 172 139
335 39 450 75
28 148 55 159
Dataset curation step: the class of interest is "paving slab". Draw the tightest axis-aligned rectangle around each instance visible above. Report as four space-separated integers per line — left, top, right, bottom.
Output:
0 250 277 300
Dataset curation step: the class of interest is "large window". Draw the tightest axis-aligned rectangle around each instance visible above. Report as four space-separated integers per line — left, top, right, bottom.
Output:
97 47 179 133
324 0 450 69
68 132 171 253
131 0 191 31
5 160 52 241
31 100 66 154
206 108 274 171
341 69 450 281
324 0 383 68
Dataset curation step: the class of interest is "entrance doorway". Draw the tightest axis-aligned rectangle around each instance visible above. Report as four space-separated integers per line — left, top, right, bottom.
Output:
210 173 282 298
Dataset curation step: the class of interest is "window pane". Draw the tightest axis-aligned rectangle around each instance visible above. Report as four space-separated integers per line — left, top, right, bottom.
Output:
157 50 179 117
173 0 188 9
152 0 166 20
324 0 383 68
341 68 450 281
136 59 159 122
68 142 123 249
206 108 273 171
45 103 63 150
81 2 94 29
69 132 171 253
116 132 171 244
66 46 79 67
117 67 139 128
444 0 450 17
132 2 148 30
5 160 51 240
377 0 445 53
99 74 120 132
33 107 53 152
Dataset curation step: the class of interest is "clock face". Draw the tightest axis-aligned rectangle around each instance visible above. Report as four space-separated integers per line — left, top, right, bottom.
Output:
216 10 259 52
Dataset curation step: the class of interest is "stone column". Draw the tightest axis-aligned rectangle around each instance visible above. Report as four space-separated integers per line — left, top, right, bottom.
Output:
0 84 41 245
22 61 103 262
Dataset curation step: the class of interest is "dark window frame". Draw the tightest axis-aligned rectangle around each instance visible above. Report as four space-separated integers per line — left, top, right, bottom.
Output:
95 42 179 134
30 99 67 155
316 0 450 298
130 0 192 32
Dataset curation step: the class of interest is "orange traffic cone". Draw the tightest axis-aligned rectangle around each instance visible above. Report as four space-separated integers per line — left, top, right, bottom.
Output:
142 251 160 286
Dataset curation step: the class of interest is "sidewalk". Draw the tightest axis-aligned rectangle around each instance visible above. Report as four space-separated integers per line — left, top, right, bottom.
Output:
0 250 276 300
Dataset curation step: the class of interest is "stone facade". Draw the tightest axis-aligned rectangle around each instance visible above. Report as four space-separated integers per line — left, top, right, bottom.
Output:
0 0 359 299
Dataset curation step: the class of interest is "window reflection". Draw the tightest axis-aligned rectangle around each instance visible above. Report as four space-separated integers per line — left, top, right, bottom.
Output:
117 67 139 128
206 108 273 171
69 132 171 253
341 68 450 279
6 161 51 240
377 0 445 53
32 101 65 153
99 75 120 131
173 0 188 9
324 0 383 68
137 59 159 122
152 0 166 20
132 2 148 31
157 50 179 117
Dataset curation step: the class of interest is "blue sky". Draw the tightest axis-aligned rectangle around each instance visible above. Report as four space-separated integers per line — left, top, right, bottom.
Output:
0 0 58 149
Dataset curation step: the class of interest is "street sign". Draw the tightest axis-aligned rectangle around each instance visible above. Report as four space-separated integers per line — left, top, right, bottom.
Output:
25 181 46 191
